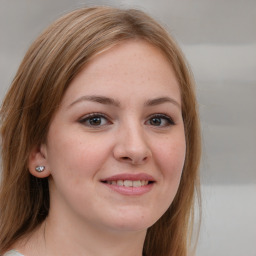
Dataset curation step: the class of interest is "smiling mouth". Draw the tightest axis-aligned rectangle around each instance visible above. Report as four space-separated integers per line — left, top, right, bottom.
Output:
101 180 154 187
100 173 155 195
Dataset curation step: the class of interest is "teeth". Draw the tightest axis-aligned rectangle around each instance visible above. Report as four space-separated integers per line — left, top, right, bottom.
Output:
117 180 124 186
123 180 132 187
133 180 141 187
106 180 150 187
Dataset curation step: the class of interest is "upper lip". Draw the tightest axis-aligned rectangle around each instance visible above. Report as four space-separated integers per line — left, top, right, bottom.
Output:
101 173 155 182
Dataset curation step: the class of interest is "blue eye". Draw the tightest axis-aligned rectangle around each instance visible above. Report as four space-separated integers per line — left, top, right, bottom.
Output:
147 114 175 127
79 113 110 127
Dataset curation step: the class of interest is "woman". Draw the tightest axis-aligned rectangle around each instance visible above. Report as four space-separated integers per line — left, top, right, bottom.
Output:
0 6 201 256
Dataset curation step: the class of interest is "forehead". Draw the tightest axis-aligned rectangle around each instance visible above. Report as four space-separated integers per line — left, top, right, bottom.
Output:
62 39 181 106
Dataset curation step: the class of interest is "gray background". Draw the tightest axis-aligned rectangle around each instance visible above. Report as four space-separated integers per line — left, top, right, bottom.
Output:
1 0 256 255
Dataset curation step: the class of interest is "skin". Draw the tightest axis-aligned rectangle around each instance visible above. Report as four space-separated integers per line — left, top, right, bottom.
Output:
25 40 186 256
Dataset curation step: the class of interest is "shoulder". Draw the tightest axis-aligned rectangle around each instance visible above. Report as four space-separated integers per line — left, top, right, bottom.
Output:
2 250 24 256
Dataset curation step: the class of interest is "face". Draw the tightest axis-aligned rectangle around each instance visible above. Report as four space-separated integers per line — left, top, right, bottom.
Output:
34 40 186 233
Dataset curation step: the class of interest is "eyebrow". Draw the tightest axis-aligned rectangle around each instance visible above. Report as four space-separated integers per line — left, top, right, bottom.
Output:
144 97 181 109
68 95 181 109
69 95 120 108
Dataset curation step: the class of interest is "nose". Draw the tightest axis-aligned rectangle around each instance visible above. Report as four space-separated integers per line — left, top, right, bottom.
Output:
113 124 152 165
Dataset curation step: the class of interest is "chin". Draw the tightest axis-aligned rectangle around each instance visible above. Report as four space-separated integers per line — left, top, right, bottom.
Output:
102 208 161 233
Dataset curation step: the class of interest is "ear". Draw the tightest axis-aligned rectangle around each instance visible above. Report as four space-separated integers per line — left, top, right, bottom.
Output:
28 144 51 178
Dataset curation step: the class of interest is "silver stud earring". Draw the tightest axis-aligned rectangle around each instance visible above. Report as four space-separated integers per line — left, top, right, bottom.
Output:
35 166 45 172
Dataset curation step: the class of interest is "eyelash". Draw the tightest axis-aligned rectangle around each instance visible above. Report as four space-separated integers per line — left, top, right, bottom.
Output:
146 114 175 127
79 113 111 127
79 113 175 127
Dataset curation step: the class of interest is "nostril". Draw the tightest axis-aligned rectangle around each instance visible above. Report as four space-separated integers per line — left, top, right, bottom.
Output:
122 157 131 161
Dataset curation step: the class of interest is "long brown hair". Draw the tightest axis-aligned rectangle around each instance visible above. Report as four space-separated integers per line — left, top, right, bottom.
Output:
0 6 201 256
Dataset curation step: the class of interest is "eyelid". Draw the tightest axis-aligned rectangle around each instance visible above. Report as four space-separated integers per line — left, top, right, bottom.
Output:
78 112 175 128
146 113 175 126
78 112 112 126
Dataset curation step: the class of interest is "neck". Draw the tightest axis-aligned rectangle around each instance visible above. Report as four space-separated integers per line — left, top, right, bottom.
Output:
44 214 146 256
17 210 146 256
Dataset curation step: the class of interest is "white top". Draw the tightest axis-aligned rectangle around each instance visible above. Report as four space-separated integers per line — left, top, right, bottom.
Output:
3 250 24 256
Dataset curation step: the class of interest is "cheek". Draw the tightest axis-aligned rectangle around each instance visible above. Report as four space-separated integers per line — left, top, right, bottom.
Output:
46 132 111 182
148 134 186 219
154 135 186 180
